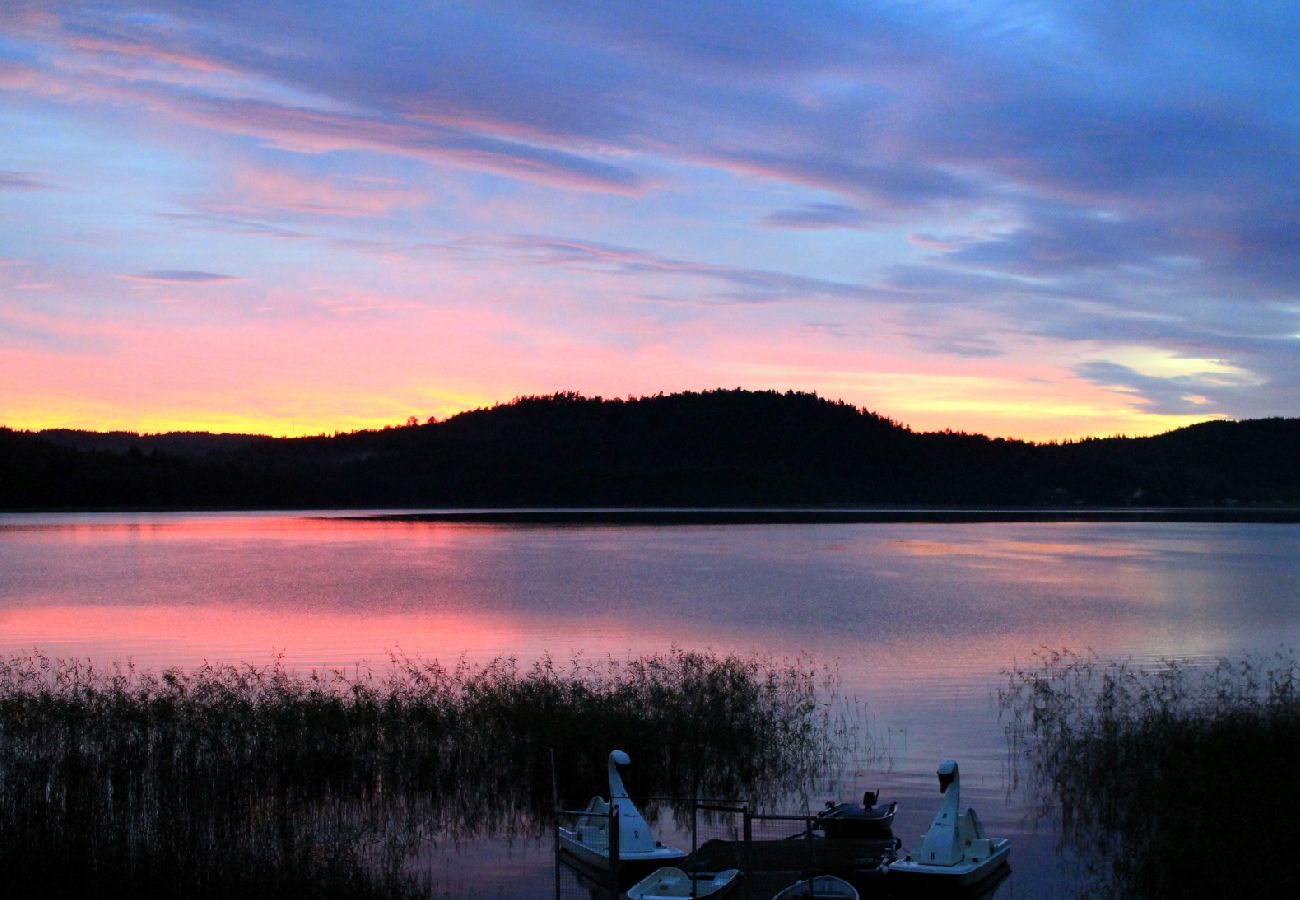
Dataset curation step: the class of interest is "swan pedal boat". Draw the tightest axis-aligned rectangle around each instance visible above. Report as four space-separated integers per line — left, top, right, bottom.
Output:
627 866 740 899
557 750 687 878
772 874 860 899
887 760 1010 886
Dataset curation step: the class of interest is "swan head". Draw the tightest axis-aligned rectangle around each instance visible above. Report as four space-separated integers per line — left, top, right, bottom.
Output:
610 749 631 766
937 759 958 793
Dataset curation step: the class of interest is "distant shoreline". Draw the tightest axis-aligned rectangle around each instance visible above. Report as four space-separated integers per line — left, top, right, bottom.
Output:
4 506 1298 523
356 506 1300 524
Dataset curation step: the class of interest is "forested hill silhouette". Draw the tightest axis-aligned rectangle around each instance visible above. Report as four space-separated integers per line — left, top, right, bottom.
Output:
3 390 1298 509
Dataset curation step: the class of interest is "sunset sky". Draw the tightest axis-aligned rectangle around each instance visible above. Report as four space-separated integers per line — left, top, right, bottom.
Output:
2 1 1297 441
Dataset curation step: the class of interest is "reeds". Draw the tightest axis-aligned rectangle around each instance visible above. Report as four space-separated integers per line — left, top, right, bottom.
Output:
0 648 857 896
1000 648 1300 898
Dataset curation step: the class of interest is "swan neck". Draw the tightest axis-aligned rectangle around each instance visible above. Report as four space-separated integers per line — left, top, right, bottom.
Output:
608 755 629 799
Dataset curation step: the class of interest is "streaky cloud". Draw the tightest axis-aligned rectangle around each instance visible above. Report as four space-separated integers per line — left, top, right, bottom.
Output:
906 334 1005 360
168 94 646 193
0 171 52 191
439 233 883 304
1074 360 1252 417
123 270 240 284
0 314 117 354
717 150 980 213
156 212 309 241
762 203 866 229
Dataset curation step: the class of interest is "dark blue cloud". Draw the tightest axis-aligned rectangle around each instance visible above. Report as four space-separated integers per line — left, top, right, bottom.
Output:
941 206 1176 276
1074 360 1246 417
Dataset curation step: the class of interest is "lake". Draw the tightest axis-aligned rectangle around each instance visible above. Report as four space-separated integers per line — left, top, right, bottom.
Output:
2 511 1298 896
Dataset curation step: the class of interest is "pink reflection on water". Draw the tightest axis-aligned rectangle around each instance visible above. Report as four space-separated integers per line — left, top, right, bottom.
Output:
0 603 535 670
1 514 1296 687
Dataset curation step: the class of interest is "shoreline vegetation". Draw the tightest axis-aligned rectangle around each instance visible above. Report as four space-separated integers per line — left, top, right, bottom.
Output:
1000 649 1300 898
0 649 864 897
4 390 1299 510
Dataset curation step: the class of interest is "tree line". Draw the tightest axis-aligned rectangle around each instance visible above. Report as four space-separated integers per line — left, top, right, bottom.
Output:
2 389 1297 509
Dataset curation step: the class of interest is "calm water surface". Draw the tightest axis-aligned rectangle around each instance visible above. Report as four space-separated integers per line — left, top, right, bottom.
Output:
3 511 1298 896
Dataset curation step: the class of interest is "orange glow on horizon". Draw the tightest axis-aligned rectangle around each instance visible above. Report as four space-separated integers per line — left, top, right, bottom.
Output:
0 307 1235 443
0 389 1228 443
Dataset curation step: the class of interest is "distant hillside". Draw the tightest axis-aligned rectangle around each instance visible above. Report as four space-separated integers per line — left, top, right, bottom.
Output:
34 429 265 458
2 390 1298 509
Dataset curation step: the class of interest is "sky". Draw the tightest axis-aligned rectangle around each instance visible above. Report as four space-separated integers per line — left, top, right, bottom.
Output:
1 1 1297 441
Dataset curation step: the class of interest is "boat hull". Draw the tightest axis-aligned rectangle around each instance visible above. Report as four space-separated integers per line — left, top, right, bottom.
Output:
887 839 1010 887
773 874 860 899
627 866 740 899
816 800 897 839
558 827 688 883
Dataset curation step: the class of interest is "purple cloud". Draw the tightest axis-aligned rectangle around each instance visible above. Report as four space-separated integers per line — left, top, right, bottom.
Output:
151 92 646 193
460 234 882 304
123 270 240 284
0 171 52 191
763 203 867 229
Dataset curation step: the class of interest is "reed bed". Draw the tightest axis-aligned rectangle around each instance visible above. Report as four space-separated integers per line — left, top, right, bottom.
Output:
0 648 858 896
1000 648 1300 898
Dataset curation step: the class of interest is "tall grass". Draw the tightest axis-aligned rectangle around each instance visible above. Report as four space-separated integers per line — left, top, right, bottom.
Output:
1000 648 1300 898
0 648 859 896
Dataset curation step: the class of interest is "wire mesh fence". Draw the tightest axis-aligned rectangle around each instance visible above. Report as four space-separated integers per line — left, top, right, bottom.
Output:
554 804 621 899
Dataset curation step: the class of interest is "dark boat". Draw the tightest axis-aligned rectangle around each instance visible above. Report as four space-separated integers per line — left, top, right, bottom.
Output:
815 790 898 839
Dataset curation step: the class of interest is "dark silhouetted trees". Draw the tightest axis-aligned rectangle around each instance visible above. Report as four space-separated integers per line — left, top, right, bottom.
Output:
2 390 1297 509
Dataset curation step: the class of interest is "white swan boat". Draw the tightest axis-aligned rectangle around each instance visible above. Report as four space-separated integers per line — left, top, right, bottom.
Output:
888 759 1010 886
772 874 860 899
558 750 687 877
627 866 740 899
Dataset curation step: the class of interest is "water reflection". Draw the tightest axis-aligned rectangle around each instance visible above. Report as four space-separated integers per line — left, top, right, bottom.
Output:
4 515 1295 672
2 513 1298 895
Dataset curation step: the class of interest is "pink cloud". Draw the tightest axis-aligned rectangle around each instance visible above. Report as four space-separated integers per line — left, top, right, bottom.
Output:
186 93 645 193
0 58 38 89
218 163 424 219
907 233 962 252
5 27 645 195
64 36 234 75
138 84 644 193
